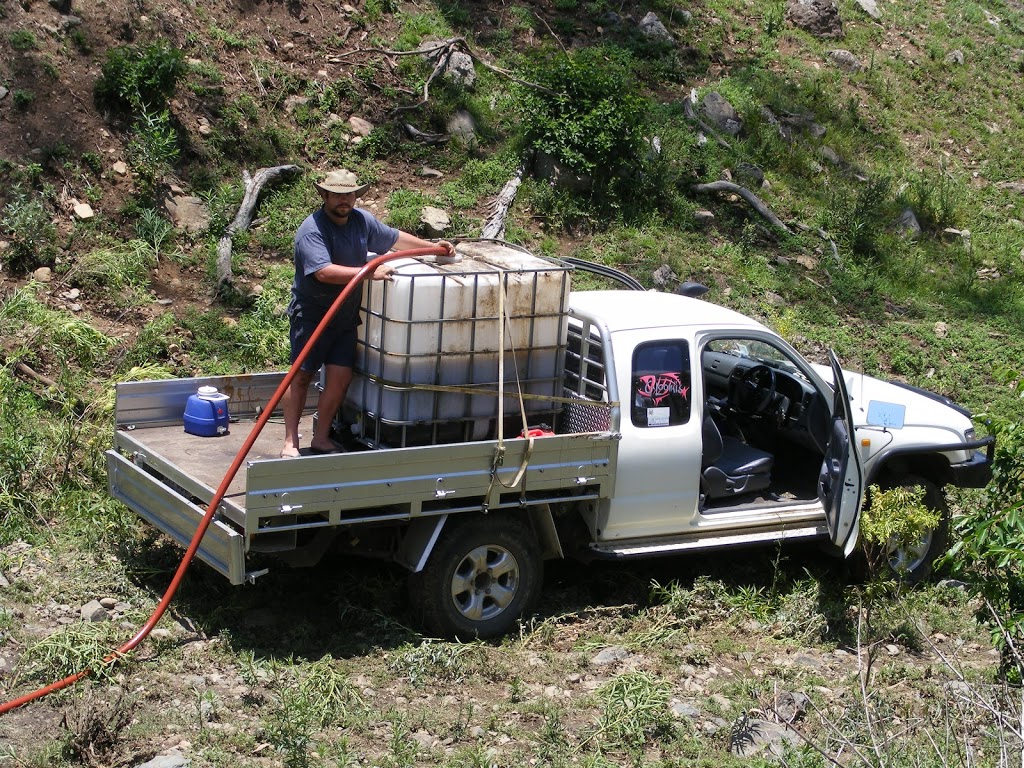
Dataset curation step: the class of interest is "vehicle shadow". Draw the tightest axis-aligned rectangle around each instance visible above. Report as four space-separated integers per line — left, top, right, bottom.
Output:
122 535 860 660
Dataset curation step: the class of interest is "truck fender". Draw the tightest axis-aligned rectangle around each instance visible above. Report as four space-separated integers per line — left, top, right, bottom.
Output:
397 506 563 573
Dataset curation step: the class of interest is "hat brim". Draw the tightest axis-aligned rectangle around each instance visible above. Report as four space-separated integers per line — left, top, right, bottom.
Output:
315 182 369 197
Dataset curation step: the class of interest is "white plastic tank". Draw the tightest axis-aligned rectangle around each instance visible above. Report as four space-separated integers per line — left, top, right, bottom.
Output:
346 241 571 445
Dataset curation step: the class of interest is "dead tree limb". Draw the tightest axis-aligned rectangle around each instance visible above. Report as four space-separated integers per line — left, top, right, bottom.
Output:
339 37 556 113
216 164 301 289
481 167 525 240
691 180 793 235
682 96 733 150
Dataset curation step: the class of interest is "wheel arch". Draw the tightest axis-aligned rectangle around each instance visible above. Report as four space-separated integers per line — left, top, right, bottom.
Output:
869 451 952 490
396 506 560 574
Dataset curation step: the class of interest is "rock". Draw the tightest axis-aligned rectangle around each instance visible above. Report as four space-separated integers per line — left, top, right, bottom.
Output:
112 161 128 176
774 691 810 722
411 729 435 749
934 321 949 339
73 202 95 219
99 597 117 609
283 95 309 114
785 0 843 39
33 267 53 283
791 652 823 670
197 118 212 137
591 646 629 666
417 166 443 178
81 600 109 622
443 50 476 87
0 87 8 101
694 209 715 225
895 208 921 240
700 91 742 135
469 725 486 738
854 0 880 19
134 751 189 768
420 206 450 237
938 579 968 590
820 146 842 166
730 718 801 758
163 194 211 234
945 49 965 65
671 700 701 718
735 162 765 187
535 152 592 193
828 49 862 72
639 12 673 43
446 110 477 147
652 264 677 287
48 0 72 12
0 572 9 588
942 227 970 243
885 644 901 656
348 115 373 137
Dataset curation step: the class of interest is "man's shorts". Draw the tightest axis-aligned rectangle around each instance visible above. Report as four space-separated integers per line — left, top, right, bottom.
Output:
289 307 358 372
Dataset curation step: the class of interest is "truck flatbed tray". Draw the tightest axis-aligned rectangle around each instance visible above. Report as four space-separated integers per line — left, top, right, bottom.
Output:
116 414 316 512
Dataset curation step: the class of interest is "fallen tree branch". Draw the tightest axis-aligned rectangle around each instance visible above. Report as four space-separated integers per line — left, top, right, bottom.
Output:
216 164 301 289
691 180 792 235
481 167 525 240
682 94 733 150
339 37 556 113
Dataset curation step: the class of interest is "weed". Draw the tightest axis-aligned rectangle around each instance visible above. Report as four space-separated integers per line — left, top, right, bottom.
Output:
388 639 472 687
12 89 35 110
94 40 186 116
9 28 36 51
133 208 175 260
18 623 128 685
61 685 137 765
1 189 57 273
126 110 180 186
589 671 674 755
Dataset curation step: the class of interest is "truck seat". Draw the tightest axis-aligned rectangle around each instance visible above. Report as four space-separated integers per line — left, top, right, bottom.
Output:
701 412 773 499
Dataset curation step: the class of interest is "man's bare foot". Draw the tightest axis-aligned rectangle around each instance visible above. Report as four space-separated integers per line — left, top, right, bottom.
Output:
280 445 300 458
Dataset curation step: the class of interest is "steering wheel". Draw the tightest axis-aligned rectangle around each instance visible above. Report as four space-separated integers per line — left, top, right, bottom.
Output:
733 365 777 414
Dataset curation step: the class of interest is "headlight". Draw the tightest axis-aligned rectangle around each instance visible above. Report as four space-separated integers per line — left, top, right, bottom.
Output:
965 427 976 442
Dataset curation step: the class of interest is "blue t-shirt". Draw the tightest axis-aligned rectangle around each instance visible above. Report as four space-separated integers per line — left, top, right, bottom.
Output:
290 208 399 327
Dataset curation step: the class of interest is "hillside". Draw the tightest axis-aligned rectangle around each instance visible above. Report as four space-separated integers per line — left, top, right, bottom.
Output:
2 0 1024 764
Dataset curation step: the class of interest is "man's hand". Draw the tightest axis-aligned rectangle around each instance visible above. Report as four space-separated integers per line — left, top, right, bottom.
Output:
372 264 395 281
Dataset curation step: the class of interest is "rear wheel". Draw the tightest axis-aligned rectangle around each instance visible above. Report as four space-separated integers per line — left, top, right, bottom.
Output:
409 515 543 640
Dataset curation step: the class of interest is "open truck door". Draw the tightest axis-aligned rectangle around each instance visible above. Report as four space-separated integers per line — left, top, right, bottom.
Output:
819 350 865 556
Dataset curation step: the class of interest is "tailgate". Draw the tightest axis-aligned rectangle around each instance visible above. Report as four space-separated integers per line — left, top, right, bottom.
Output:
106 450 248 585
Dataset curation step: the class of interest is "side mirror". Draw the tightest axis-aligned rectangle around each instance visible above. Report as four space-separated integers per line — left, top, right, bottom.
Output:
675 282 710 299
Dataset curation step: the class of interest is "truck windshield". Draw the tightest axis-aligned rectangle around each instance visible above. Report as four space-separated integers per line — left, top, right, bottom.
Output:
705 339 808 382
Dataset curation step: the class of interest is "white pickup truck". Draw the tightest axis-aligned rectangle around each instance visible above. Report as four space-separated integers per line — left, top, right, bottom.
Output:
106 257 993 638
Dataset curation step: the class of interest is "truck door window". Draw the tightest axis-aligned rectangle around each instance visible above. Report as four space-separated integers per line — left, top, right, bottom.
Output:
631 341 691 427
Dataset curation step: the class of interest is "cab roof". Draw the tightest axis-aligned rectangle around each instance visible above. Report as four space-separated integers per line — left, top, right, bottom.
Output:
568 290 769 336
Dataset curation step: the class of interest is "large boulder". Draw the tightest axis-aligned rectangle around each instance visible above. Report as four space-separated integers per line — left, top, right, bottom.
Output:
700 92 742 136
786 0 843 38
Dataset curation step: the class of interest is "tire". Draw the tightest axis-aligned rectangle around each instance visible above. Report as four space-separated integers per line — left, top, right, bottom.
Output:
408 515 543 640
882 475 949 583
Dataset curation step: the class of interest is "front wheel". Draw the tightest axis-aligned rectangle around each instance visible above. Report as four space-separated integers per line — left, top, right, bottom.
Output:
882 476 949 583
408 515 543 640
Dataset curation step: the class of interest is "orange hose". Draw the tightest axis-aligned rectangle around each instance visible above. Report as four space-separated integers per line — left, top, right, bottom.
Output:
0 247 447 714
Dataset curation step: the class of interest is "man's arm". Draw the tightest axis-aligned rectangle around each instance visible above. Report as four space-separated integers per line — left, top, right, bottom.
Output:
314 233 455 284
393 230 455 257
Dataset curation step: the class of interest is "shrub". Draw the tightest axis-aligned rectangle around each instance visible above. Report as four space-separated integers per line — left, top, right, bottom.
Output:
9 28 36 51
943 370 1024 662
94 41 185 116
513 46 648 213
1 189 56 273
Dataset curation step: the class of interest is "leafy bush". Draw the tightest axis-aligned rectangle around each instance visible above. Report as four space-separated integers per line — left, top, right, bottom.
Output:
513 46 648 213
126 110 180 184
943 370 1024 660
1 189 57 273
9 28 36 51
94 41 186 116
859 483 940 580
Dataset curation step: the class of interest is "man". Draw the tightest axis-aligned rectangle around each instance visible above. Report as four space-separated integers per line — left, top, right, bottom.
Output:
281 169 455 457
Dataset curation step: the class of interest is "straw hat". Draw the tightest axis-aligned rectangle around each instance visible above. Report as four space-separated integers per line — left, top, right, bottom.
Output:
314 169 369 196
